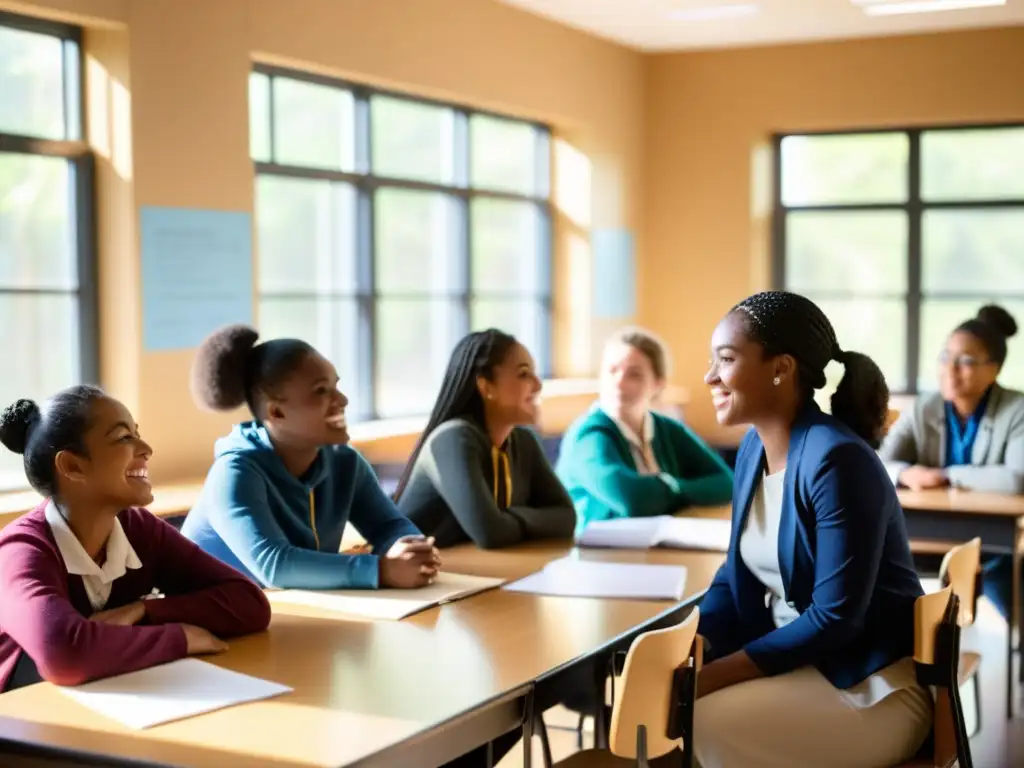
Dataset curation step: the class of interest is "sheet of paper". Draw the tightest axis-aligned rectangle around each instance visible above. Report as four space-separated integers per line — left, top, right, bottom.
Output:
504 557 687 601
58 658 291 730
575 516 666 549
266 572 505 620
656 517 732 552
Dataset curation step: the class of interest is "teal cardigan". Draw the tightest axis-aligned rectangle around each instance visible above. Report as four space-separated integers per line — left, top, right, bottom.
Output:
556 407 734 534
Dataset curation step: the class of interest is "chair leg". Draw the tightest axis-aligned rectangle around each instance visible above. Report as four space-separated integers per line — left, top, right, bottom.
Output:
575 713 586 750
534 714 554 768
972 674 982 738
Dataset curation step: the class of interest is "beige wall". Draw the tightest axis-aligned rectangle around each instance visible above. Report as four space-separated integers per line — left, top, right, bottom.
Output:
643 26 1024 441
1 0 645 480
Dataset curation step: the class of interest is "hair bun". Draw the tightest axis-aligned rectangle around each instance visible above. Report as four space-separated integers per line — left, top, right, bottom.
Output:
191 324 260 411
976 304 1018 340
0 399 41 455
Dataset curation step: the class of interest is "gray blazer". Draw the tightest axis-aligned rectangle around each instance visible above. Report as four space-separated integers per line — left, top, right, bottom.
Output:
878 383 1024 494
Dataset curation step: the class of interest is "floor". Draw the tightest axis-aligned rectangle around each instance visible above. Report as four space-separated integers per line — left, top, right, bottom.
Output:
497 597 1023 767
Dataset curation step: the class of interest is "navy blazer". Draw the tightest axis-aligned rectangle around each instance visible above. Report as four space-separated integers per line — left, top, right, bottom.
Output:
698 403 923 690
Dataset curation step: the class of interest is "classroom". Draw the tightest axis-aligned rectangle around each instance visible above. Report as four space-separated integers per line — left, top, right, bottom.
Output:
0 0 1022 766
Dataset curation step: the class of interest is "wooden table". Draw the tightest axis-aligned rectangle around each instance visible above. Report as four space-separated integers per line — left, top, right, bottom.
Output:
0 542 724 768
896 488 1024 719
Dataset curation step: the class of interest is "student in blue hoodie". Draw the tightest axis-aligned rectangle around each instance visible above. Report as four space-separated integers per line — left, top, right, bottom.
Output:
182 324 440 590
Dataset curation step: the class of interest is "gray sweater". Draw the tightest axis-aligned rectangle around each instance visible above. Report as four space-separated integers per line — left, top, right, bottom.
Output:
878 383 1024 494
396 419 576 549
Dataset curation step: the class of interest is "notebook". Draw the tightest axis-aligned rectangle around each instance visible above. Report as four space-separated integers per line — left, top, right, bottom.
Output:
58 658 292 729
576 515 731 552
265 572 505 620
503 556 687 601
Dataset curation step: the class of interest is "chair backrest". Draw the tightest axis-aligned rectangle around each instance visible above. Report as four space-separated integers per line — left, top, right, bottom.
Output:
913 587 973 768
937 538 981 628
608 607 700 760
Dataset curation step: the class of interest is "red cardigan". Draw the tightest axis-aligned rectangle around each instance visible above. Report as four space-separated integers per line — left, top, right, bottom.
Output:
0 503 272 690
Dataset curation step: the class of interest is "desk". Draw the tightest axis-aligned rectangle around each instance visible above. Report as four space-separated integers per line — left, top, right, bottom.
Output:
896 488 1024 719
0 543 723 768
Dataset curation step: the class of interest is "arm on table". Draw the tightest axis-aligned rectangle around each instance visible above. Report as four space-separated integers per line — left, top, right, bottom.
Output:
346 451 423 553
506 429 576 540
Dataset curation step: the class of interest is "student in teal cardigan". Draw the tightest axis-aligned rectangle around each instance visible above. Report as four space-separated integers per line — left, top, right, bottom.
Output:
557 327 734 534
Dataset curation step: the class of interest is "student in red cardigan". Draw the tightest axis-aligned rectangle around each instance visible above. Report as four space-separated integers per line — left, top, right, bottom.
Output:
0 385 272 692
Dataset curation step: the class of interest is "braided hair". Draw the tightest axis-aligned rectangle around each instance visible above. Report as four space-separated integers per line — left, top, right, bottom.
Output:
732 291 889 448
392 329 518 501
191 324 316 418
954 304 1017 368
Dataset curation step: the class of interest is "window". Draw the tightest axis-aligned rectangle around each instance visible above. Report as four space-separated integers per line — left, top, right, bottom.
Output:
251 66 552 420
774 126 1024 393
0 12 94 490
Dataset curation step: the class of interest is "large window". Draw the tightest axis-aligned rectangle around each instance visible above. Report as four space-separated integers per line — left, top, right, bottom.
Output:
0 12 94 489
774 126 1024 393
250 66 552 420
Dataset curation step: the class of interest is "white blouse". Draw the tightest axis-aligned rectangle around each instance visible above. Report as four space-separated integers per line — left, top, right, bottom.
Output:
739 470 925 709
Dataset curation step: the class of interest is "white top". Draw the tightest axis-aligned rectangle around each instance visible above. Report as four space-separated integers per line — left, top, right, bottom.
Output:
739 471 924 708
45 500 142 611
605 407 660 475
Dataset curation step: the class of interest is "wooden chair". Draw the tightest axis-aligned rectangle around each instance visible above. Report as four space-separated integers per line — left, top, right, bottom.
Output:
924 538 983 736
553 607 702 767
898 586 974 768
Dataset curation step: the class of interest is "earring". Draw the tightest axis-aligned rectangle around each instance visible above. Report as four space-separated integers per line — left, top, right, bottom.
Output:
773 376 781 386
486 392 494 400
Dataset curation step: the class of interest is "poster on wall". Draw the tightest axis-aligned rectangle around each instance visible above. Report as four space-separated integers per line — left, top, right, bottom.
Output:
140 206 254 351
592 228 636 319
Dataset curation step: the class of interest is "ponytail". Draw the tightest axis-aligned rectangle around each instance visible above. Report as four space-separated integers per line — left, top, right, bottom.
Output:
830 350 889 449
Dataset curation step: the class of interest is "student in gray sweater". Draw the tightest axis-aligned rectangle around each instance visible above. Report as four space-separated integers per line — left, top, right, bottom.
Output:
394 329 575 550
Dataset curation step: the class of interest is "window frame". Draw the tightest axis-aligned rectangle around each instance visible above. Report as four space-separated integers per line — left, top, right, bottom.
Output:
251 63 554 420
0 10 98 386
771 123 1024 394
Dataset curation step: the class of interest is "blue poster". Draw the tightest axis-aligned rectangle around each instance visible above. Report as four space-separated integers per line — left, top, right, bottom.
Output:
141 206 253 351
592 228 636 319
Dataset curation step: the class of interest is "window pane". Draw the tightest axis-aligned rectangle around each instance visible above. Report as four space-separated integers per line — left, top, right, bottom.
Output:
0 152 76 289
785 211 907 294
923 209 1024 295
810 297 907 393
371 95 455 184
256 176 357 293
780 133 908 206
922 128 1024 202
0 294 79 489
258 296 364 417
471 199 548 294
471 298 548 374
0 25 65 140
249 72 271 162
470 114 540 195
920 299 1024 392
375 299 461 418
375 189 461 294
272 77 355 171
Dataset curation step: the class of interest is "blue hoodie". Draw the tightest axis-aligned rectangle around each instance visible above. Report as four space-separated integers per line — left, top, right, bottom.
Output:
181 422 421 589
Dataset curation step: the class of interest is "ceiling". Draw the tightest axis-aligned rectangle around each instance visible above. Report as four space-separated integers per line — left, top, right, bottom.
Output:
496 0 1024 51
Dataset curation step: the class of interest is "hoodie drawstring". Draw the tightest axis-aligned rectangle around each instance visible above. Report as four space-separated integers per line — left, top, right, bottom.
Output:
491 446 512 509
308 489 321 551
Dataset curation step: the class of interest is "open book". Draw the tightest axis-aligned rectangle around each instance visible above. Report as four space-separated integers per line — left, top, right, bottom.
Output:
576 515 732 552
265 572 505 620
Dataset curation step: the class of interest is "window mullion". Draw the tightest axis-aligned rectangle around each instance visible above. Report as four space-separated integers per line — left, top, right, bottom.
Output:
907 130 923 394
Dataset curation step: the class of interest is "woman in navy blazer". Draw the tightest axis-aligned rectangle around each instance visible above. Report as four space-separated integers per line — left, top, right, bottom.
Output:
695 292 931 768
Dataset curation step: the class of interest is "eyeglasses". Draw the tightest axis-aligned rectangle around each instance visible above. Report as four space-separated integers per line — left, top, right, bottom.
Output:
938 352 993 369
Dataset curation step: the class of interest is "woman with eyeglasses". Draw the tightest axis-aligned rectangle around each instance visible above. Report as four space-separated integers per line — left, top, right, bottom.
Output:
879 304 1024 619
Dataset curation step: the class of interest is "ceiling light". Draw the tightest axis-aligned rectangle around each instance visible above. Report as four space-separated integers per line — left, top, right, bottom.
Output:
669 3 760 22
861 0 1005 16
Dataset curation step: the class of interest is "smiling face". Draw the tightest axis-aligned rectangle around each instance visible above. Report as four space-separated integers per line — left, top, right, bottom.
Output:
600 341 663 419
477 342 542 426
55 396 154 509
939 329 1000 403
705 311 796 427
263 351 350 447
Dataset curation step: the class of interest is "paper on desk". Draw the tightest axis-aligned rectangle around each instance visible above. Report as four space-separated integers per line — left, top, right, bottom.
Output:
266 572 505 620
504 557 687 601
58 658 291 730
576 515 731 553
